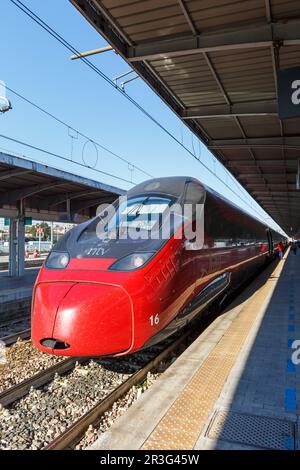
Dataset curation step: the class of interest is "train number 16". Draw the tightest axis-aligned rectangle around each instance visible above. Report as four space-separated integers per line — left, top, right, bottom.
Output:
150 314 160 326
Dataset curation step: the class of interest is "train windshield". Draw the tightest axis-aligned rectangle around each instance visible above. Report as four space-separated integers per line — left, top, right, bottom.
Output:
102 195 175 238
55 179 206 261
69 193 183 259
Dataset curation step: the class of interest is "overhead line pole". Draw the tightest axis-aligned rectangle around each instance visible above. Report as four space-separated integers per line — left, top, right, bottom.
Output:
70 45 113 60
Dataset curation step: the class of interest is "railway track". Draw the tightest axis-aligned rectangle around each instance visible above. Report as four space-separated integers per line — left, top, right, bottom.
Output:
0 318 205 450
0 328 31 346
0 316 30 330
0 302 31 345
0 301 31 321
43 334 189 450
0 357 80 407
0 312 31 346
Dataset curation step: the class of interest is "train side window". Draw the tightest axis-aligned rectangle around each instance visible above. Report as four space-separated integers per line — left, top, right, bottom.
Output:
184 183 206 228
184 182 205 205
204 193 232 248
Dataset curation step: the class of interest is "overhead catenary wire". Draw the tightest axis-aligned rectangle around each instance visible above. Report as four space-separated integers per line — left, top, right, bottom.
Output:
0 133 136 185
9 0 204 165
8 0 282 229
5 86 153 179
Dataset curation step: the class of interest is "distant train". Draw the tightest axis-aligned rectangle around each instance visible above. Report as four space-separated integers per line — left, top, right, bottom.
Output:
31 177 284 356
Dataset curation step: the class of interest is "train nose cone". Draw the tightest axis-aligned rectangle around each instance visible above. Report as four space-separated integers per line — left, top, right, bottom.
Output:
31 282 74 350
32 282 133 356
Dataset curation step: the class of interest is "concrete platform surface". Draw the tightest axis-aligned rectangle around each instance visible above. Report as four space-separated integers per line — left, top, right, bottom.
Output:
90 250 300 451
0 268 39 304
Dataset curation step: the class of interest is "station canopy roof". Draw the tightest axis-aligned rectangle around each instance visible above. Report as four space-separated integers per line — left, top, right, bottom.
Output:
0 152 124 222
71 0 300 235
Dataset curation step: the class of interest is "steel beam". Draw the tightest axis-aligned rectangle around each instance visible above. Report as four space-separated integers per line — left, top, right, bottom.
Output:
263 203 300 206
177 0 197 35
182 101 278 119
228 160 298 167
261 193 300 196
203 52 230 105
260 198 300 201
265 0 272 23
0 169 31 181
127 22 300 62
0 181 66 205
253 191 300 195
72 196 115 212
46 190 100 207
261 201 300 204
238 173 295 178
249 183 296 187
209 137 300 150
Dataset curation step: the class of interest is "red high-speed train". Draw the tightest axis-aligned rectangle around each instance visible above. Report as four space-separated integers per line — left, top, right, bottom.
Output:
31 177 283 357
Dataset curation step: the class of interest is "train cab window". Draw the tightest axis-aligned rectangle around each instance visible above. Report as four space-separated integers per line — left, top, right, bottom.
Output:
104 195 176 238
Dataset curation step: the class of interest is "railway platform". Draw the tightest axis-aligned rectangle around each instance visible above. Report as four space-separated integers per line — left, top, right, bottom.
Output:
90 249 300 451
0 267 38 302
0 256 46 272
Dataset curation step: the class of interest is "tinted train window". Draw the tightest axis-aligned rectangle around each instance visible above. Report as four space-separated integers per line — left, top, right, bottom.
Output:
204 193 268 249
184 182 206 225
184 182 205 205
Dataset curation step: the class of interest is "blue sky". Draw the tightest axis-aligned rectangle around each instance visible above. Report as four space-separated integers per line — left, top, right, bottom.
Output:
0 0 284 233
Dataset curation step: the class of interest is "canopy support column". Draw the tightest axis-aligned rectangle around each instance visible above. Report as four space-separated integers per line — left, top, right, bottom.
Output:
17 201 25 277
8 218 17 277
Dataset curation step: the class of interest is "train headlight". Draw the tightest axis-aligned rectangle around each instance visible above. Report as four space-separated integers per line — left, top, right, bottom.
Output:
109 252 154 271
45 251 70 269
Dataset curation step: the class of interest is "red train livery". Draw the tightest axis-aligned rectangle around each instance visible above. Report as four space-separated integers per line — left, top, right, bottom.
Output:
31 177 283 356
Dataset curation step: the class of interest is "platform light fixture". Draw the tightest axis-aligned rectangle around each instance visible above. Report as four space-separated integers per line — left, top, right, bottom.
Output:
0 81 12 114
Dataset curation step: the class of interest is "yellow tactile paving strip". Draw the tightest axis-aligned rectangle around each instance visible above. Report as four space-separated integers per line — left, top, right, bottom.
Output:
141 257 286 450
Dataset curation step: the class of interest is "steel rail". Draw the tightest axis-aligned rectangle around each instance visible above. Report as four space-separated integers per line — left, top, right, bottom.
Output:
44 331 191 450
0 357 80 407
0 316 30 329
1 328 31 346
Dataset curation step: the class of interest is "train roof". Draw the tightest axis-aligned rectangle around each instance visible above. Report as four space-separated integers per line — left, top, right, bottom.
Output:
126 176 283 238
127 176 192 199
